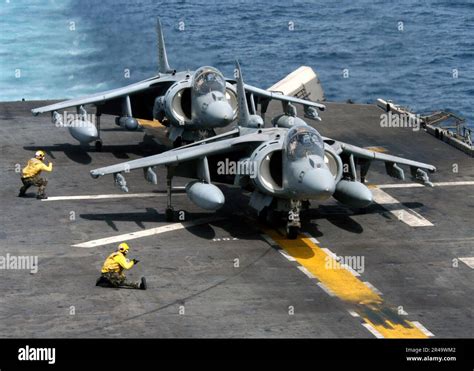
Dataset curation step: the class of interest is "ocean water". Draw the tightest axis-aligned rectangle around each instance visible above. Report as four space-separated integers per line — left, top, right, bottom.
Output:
1 0 473 127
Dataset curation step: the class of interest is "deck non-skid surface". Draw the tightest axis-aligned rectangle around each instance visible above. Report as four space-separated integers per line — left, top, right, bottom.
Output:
0 100 472 337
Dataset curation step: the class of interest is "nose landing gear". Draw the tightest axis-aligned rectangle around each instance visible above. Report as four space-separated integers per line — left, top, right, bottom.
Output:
286 200 301 239
257 199 303 239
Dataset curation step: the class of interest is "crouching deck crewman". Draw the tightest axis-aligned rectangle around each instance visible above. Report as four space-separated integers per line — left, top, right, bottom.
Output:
96 242 147 290
18 150 53 199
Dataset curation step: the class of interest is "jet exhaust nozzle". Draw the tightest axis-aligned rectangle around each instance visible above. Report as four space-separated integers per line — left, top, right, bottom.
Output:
185 181 225 210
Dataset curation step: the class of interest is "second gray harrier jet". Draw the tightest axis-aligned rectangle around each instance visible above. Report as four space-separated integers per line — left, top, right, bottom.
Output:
32 19 324 150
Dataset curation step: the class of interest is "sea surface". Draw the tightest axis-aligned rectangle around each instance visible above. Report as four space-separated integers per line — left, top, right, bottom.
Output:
1 0 473 127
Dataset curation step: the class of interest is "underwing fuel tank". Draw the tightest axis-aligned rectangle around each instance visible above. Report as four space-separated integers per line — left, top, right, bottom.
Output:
185 181 225 210
333 180 373 208
68 120 99 144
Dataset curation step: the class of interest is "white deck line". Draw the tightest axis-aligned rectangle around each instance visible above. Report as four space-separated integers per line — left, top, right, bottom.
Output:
371 188 433 227
72 216 224 248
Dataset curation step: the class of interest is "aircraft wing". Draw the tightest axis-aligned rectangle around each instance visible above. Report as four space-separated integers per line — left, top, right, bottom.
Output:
226 77 326 111
243 83 326 111
90 130 269 178
341 143 436 171
31 74 177 119
326 138 436 185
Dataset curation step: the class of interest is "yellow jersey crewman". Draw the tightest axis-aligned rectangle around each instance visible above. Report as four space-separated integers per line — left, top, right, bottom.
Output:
96 242 147 290
19 150 53 199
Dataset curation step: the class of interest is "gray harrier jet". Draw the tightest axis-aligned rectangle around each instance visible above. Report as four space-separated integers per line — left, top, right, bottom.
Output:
89 61 436 239
31 19 324 150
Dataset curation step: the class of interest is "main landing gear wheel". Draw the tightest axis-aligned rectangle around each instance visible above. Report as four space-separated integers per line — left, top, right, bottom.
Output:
172 137 182 148
266 209 282 227
165 207 174 222
257 207 268 223
286 226 299 240
257 207 283 227
95 140 103 152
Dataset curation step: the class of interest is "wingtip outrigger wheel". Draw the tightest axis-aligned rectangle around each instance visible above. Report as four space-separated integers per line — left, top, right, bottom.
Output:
165 168 175 222
95 140 103 152
165 207 174 222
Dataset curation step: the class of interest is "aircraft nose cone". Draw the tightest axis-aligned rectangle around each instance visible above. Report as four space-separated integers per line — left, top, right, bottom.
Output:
300 168 336 200
205 101 234 127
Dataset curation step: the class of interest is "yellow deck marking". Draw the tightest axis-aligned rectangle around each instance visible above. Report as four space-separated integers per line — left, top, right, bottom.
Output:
137 118 165 128
137 118 169 142
263 228 429 338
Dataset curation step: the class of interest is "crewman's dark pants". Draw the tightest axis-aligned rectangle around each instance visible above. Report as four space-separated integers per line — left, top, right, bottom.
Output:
98 272 140 289
20 176 47 196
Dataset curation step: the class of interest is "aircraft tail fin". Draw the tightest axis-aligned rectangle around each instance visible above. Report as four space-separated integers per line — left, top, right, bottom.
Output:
235 60 251 127
157 18 173 74
235 60 264 129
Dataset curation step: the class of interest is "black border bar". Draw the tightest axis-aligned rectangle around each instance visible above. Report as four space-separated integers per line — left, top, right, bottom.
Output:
0 338 472 369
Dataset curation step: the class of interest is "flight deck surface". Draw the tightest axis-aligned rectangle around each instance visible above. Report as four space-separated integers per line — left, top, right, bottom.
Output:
0 100 472 338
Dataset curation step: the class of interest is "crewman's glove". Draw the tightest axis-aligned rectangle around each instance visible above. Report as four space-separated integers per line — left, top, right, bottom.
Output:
132 259 140 265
